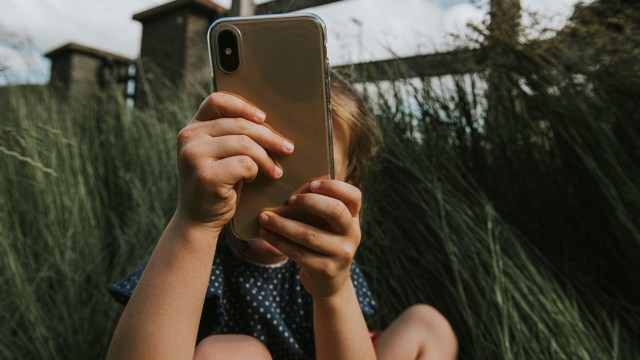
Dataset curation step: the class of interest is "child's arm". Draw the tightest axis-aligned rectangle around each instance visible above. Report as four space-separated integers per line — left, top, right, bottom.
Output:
258 180 376 360
106 93 294 360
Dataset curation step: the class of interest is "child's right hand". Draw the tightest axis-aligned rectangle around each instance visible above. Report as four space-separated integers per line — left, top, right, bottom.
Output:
174 92 295 233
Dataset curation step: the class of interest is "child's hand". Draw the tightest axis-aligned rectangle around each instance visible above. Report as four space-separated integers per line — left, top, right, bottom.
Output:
175 92 294 233
258 180 362 298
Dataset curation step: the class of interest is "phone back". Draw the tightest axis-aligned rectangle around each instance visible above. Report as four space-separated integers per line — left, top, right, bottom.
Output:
208 14 334 240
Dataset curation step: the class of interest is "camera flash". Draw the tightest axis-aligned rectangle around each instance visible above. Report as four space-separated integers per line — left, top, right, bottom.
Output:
225 48 233 55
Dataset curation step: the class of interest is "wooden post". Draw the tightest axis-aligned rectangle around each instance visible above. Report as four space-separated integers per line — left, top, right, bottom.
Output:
489 0 521 44
487 0 522 157
231 0 255 16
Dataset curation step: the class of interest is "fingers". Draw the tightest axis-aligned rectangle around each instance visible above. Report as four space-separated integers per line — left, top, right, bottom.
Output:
286 193 354 233
258 180 363 249
258 227 319 264
194 92 265 123
259 212 339 254
260 225 353 297
177 117 295 181
212 155 261 185
258 180 363 298
180 136 281 181
214 135 284 179
186 91 294 159
183 153 260 189
307 180 362 217
259 212 358 282
193 117 295 156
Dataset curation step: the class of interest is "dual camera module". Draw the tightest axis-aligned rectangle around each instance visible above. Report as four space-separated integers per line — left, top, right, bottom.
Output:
217 30 240 73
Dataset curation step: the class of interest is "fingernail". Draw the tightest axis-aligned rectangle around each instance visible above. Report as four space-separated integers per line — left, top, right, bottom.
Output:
288 195 298 205
283 140 294 152
259 213 269 224
274 166 283 178
254 109 266 122
310 181 321 190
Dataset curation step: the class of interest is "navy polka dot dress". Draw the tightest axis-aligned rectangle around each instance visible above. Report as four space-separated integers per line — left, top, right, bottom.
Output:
108 240 376 360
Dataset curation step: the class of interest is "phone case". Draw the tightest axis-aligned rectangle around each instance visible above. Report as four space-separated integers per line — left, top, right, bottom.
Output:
208 14 334 240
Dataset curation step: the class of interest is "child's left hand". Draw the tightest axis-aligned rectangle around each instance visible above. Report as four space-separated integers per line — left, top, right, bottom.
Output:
258 179 361 298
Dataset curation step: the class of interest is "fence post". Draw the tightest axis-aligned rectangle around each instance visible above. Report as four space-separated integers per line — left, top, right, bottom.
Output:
486 0 522 173
231 0 255 16
489 0 521 44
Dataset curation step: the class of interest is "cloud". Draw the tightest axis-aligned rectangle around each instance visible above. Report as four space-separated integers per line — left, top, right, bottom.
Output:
0 42 50 84
0 0 167 83
521 0 591 32
309 0 485 65
0 0 167 57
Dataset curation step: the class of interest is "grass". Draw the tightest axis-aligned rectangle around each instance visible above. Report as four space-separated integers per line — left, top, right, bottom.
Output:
357 75 640 357
1 5 639 357
354 9 640 356
0 85 184 358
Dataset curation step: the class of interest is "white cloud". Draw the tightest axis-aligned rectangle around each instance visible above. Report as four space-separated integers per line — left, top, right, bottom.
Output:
308 0 486 65
520 0 592 37
0 0 166 58
0 42 50 84
443 3 486 35
522 0 585 26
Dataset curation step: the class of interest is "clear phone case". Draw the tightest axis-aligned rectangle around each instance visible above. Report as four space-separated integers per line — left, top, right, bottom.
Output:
208 14 334 240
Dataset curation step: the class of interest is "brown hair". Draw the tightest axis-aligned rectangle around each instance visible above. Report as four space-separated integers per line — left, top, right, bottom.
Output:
330 71 383 189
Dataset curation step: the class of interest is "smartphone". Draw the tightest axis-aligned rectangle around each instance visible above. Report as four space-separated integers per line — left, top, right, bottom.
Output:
207 14 334 241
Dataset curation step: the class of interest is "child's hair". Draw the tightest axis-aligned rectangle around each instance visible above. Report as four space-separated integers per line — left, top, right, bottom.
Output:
330 71 383 189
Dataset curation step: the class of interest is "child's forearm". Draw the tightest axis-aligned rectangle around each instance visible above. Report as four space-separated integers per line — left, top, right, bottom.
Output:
313 279 376 360
106 214 220 360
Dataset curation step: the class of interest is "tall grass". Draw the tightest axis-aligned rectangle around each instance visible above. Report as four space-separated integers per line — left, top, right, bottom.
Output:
1 8 639 357
357 71 640 358
0 85 185 358
354 7 640 356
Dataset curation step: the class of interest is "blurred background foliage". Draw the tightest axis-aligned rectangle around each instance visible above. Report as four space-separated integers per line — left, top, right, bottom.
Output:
1 0 639 358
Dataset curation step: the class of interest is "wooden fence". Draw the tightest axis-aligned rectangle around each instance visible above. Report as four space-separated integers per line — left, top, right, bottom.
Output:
231 0 521 81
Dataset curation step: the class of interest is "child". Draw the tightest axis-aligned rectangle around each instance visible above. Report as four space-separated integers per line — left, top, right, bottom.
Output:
106 72 458 360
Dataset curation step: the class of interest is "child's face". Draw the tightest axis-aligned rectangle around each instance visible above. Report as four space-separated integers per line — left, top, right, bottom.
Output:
228 117 350 264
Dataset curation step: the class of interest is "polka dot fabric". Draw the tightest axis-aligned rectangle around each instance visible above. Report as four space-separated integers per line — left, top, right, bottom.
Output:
107 240 376 360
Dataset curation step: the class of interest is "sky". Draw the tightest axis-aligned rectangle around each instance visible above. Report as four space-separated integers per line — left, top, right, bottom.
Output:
0 0 587 85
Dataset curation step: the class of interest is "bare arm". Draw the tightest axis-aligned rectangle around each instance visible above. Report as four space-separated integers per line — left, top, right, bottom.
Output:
313 280 375 360
105 218 220 360
258 180 376 360
106 93 294 360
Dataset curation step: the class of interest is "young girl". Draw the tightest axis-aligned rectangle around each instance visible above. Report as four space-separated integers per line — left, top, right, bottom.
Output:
106 73 458 360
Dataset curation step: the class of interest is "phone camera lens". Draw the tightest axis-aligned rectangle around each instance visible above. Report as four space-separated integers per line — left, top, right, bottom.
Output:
218 30 239 72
